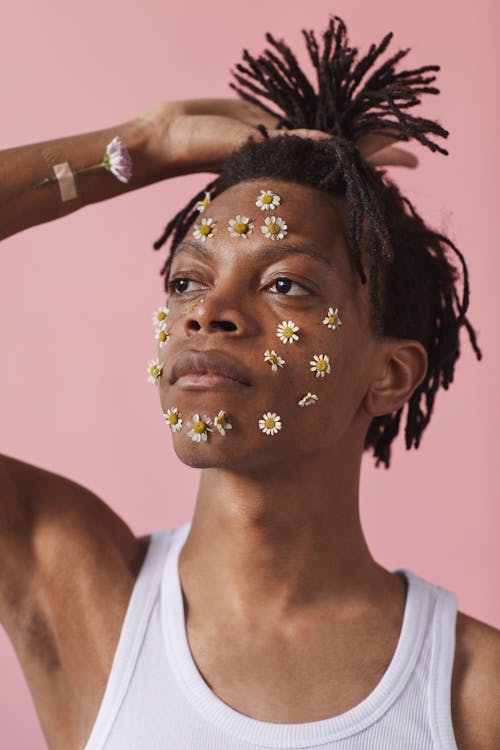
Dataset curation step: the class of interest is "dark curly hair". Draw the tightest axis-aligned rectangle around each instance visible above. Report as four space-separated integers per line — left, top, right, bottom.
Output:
152 15 481 467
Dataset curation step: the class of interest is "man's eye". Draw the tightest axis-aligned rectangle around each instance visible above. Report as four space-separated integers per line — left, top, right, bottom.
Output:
169 278 204 294
270 277 309 296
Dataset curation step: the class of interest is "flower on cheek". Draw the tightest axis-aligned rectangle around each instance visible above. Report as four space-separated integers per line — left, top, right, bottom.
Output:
256 190 281 211
310 354 331 377
163 407 183 432
276 320 299 344
228 215 254 238
152 306 169 327
323 307 343 330
193 217 216 242
214 410 232 435
187 414 213 442
147 358 164 384
264 349 285 371
260 216 287 240
259 412 282 436
154 323 170 348
298 392 318 407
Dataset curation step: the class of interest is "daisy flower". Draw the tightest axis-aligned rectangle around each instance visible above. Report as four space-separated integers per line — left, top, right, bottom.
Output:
196 191 211 213
256 190 281 211
310 354 331 378
264 349 285 372
298 392 319 407
323 307 343 330
276 320 299 344
193 217 216 242
259 412 282 436
147 358 164 384
103 136 133 183
154 323 170 348
152 305 169 327
260 216 287 241
163 407 183 432
187 414 213 442
213 410 232 436
228 215 254 238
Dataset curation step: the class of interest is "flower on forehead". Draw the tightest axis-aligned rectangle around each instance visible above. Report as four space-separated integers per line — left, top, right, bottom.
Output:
154 323 170 348
152 305 169 328
147 358 164 384
310 354 331 378
298 392 318 407
193 217 217 242
213 410 232 436
196 191 211 213
163 407 183 432
261 215 287 241
228 215 254 238
264 349 285 371
276 320 299 344
187 414 213 442
323 307 343 330
259 412 282 436
256 190 281 211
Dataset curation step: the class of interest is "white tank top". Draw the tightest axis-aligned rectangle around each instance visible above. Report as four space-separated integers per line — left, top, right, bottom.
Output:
83 519 459 750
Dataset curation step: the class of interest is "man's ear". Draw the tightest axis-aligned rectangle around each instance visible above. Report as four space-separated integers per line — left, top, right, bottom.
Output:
363 339 428 417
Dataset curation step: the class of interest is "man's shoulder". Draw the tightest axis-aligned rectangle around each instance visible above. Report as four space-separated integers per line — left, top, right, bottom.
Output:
452 609 500 750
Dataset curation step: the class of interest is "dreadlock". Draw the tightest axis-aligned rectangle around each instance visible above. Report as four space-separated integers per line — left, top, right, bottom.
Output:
152 15 481 468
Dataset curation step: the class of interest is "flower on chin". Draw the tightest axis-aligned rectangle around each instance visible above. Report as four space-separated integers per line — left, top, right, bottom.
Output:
259 412 282 436
193 217 216 242
213 410 232 436
264 349 285 371
310 354 331 377
147 358 164 384
298 392 318 407
228 215 254 238
163 407 183 432
187 414 213 442
323 307 343 330
256 189 281 211
260 215 287 241
155 323 170 348
276 320 299 344
103 136 133 183
152 305 169 328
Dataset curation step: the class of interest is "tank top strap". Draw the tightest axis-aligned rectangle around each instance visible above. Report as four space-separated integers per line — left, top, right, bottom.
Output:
83 528 174 750
428 584 459 750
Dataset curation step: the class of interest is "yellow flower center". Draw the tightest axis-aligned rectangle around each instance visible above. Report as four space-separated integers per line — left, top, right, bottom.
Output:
267 222 280 235
282 327 293 338
194 420 206 434
328 313 339 325
201 196 210 208
216 416 226 427
199 224 212 236
169 412 178 425
234 222 248 234
159 330 168 342
269 353 278 364
262 194 273 204
151 365 160 378
316 359 327 371
157 311 167 321
265 418 276 430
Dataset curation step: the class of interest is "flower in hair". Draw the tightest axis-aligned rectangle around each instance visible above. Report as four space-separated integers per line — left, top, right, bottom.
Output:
214 410 232 436
154 323 170 348
310 354 331 377
147 358 164 384
164 407 183 432
228 215 254 238
298 392 318 407
276 320 299 344
323 307 343 330
264 349 285 371
152 305 169 327
256 190 281 211
196 191 211 213
261 216 287 241
193 217 217 242
259 412 282 436
187 414 213 442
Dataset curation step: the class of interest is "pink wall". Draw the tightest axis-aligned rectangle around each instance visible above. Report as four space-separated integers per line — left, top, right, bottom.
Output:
1 1 498 746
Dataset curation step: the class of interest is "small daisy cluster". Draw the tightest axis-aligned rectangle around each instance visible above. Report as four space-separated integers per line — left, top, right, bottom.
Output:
163 409 232 442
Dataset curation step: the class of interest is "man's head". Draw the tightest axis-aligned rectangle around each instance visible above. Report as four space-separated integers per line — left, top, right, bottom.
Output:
153 17 481 467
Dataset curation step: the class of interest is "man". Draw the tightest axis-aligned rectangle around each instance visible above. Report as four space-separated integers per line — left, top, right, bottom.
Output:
1 18 499 750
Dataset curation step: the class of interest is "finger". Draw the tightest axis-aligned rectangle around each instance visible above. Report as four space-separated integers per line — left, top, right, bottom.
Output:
366 146 418 168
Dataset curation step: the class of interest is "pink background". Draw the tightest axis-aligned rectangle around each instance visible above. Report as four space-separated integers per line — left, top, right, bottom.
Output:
1 1 499 747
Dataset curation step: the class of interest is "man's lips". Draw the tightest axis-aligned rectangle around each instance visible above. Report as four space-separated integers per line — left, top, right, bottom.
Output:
169 350 252 389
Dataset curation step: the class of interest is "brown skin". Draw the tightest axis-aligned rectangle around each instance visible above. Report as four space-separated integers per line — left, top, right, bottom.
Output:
1 101 499 749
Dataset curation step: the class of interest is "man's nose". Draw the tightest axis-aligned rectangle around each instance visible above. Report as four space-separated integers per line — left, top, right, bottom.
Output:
182 287 260 338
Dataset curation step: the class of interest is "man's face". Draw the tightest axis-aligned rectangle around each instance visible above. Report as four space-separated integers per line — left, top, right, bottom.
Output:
156 178 380 470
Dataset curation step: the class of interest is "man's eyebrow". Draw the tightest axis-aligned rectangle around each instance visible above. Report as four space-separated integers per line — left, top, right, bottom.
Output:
174 239 333 268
